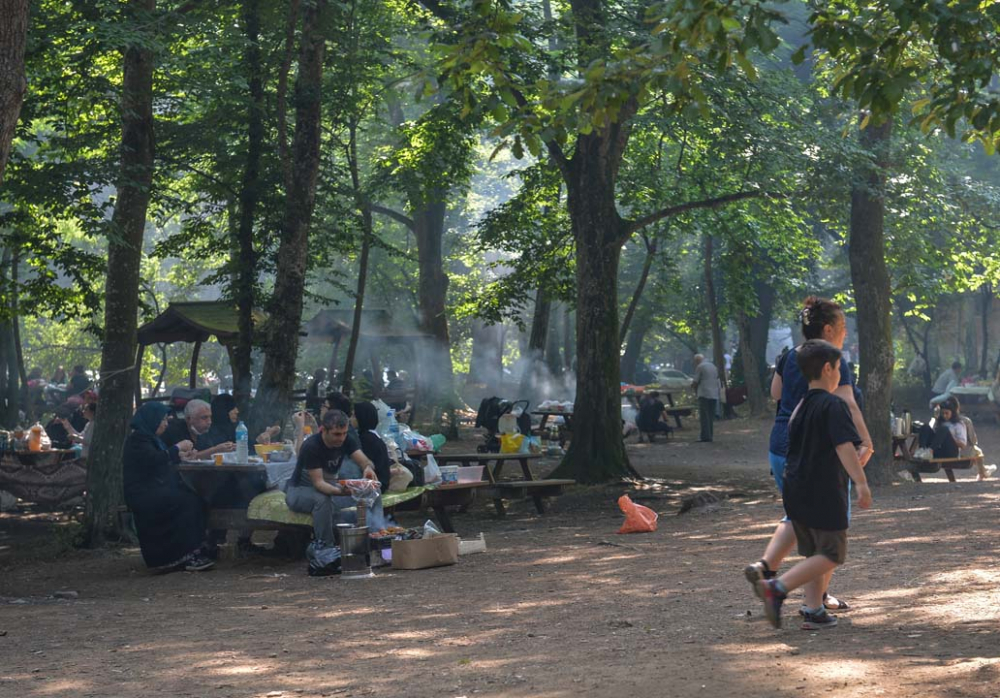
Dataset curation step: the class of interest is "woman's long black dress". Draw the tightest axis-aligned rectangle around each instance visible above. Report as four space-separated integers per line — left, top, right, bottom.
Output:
123 432 206 569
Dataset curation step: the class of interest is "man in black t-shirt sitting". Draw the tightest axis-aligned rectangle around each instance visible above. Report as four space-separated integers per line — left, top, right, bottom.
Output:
636 391 672 440
285 409 379 543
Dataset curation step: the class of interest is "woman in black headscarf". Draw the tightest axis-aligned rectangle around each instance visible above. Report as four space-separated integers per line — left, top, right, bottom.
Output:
208 393 238 445
123 402 214 572
208 393 280 447
353 402 391 494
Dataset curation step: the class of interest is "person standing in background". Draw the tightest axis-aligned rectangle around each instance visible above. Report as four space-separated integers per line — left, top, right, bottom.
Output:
692 354 720 443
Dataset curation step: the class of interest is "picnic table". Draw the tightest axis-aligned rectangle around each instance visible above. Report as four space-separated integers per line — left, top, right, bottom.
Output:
532 410 573 445
892 434 916 462
948 385 999 423
433 452 573 516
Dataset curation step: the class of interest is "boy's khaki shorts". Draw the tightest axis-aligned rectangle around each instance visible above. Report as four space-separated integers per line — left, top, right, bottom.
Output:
791 521 847 565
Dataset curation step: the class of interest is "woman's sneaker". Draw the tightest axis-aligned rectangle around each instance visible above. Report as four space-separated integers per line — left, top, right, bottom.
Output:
184 554 215 572
801 609 837 630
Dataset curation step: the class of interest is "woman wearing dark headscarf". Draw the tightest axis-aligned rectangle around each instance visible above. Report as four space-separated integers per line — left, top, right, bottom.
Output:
207 393 280 447
123 402 214 572
208 393 238 444
353 402 391 494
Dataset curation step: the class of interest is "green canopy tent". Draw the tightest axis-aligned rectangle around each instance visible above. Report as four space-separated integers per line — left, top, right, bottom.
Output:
134 301 268 403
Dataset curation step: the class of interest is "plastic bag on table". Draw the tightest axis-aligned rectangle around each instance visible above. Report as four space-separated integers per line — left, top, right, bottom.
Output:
306 540 342 576
500 433 524 454
423 453 442 484
429 434 447 451
521 435 542 454
423 519 443 538
617 495 658 534
337 478 382 508
398 426 433 452
388 462 414 492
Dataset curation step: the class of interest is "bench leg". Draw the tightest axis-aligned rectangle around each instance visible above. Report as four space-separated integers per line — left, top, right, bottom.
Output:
673 415 683 429
493 496 507 517
532 495 546 515
431 505 456 533
908 468 922 483
945 468 957 483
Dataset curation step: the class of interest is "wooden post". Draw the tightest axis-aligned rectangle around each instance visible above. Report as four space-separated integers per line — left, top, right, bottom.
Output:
134 344 145 405
327 334 342 385
189 340 202 389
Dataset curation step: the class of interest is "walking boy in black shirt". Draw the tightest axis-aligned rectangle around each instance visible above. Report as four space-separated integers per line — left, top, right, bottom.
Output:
758 339 873 630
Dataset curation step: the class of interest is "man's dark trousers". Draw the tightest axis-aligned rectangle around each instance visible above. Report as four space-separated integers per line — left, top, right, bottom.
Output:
698 397 716 442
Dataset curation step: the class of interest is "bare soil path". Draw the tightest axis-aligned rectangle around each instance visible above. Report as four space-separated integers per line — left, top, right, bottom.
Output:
2 416 999 698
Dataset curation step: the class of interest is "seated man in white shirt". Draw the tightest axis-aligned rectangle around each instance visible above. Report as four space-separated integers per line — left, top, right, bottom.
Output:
929 361 962 407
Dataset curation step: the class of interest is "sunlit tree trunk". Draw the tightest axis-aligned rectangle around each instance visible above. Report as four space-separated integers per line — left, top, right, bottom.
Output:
849 116 893 484
0 0 29 185
255 0 326 429
85 0 156 546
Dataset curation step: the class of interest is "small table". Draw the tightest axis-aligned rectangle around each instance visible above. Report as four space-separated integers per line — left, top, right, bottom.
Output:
434 452 568 515
892 434 916 462
532 411 573 445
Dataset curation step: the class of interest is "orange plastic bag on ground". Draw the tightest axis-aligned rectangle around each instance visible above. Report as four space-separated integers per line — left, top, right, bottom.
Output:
617 495 658 534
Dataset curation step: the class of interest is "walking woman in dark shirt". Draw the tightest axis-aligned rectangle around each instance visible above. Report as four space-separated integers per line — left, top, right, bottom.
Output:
123 402 214 573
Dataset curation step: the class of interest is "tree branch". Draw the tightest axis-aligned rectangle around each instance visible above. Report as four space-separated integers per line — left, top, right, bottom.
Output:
411 0 455 21
626 190 782 235
371 204 416 230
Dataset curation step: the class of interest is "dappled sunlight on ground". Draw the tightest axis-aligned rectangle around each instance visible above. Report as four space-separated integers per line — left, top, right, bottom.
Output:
4 419 1000 696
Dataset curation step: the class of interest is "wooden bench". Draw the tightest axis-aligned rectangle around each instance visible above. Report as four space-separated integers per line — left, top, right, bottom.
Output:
664 407 693 429
483 479 575 516
434 452 573 515
903 455 984 483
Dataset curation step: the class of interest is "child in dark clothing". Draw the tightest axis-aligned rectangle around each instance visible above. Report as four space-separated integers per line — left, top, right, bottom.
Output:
758 339 873 630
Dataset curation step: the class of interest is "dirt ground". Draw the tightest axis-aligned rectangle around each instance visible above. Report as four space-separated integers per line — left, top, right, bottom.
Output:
2 415 1000 698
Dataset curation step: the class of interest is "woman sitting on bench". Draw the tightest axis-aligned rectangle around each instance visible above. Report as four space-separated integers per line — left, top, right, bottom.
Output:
919 397 993 480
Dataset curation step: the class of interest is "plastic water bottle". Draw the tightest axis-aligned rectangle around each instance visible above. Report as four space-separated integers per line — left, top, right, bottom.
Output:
235 421 249 462
386 409 401 446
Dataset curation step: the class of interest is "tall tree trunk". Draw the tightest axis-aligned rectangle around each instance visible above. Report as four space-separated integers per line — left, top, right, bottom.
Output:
10 247 28 423
342 122 372 397
620 301 654 384
276 0 300 193
234 0 264 417
703 234 726 382
468 320 503 395
520 289 550 398
979 283 991 378
255 0 326 430
749 274 774 388
551 133 639 483
849 116 893 484
619 235 656 345
0 0 29 185
736 307 764 416
545 304 563 376
563 306 574 371
85 0 156 546
411 197 454 407
0 247 14 426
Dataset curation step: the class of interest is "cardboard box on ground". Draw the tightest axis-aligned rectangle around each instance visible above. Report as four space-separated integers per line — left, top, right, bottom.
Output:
391 534 459 570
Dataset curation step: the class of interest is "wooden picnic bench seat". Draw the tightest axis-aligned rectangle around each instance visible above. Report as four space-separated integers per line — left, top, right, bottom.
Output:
434 452 574 515
483 479 575 516
664 406 693 429
902 455 984 483
244 484 485 534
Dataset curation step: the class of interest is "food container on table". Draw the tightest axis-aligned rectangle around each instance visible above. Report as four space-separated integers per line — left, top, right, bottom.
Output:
456 465 484 483
439 465 459 484
254 443 283 457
